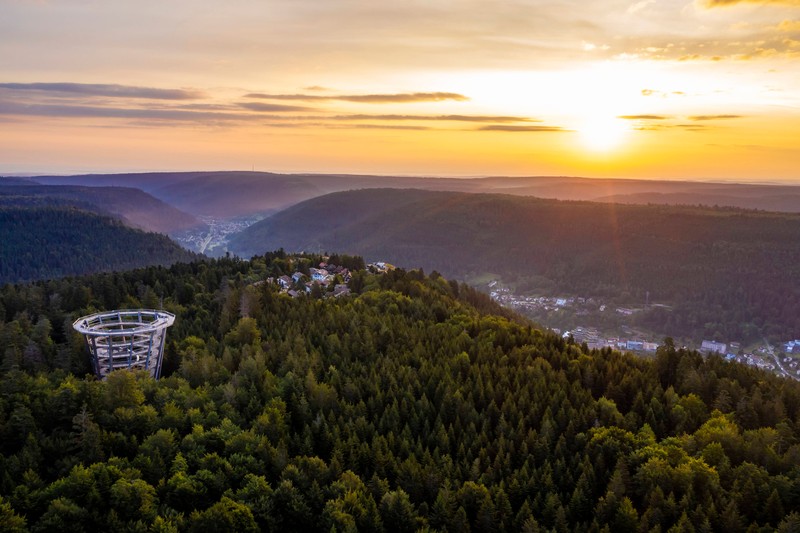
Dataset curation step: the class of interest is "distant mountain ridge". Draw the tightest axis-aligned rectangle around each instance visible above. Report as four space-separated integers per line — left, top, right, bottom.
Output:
228 188 800 342
0 183 201 234
25 171 800 217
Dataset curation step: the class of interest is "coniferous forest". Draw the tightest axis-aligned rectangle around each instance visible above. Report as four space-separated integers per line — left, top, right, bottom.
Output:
2 252 800 531
0 207 198 285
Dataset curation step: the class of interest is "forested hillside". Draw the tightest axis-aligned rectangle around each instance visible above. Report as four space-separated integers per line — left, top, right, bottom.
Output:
229 189 800 343
0 207 198 284
1 253 800 530
0 184 201 234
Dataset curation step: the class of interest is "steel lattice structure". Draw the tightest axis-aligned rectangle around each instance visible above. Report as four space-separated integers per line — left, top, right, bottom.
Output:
73 309 175 379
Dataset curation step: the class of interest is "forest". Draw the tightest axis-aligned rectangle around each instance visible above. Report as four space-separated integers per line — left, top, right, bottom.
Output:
0 183 200 234
1 252 800 531
229 189 800 343
0 207 198 285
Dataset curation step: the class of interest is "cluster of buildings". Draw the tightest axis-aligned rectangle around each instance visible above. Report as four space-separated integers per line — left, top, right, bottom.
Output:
269 262 352 298
489 289 594 314
174 214 263 256
561 326 660 353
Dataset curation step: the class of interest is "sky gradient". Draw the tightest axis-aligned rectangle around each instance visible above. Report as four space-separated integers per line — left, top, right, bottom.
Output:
1 0 799 181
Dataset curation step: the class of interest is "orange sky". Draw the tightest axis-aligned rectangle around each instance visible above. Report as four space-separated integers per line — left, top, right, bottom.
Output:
0 0 798 181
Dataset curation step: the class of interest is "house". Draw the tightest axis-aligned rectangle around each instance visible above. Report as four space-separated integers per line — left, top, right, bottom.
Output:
643 342 659 352
701 340 727 354
278 275 292 289
785 340 800 354
368 262 395 273
310 268 330 283
291 272 305 283
626 340 644 351
333 285 351 297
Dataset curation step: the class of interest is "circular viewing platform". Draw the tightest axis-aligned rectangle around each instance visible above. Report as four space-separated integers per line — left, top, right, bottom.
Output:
73 309 175 379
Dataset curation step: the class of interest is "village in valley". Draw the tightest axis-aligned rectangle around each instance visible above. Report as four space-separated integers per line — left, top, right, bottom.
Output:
173 214 264 256
488 281 800 381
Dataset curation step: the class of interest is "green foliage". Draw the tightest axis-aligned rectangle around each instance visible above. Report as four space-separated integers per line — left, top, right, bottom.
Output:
1 252 799 530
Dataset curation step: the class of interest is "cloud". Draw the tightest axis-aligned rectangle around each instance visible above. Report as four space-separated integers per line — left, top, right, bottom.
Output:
619 114 671 120
623 114 741 130
478 125 567 132
0 82 203 100
777 20 800 31
238 102 315 112
0 101 253 122
633 124 711 131
701 0 800 6
628 0 657 14
328 123 430 131
244 92 469 103
263 122 430 131
688 114 743 120
327 114 535 123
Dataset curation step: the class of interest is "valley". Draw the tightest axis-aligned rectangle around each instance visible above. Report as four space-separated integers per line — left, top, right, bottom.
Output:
173 214 265 256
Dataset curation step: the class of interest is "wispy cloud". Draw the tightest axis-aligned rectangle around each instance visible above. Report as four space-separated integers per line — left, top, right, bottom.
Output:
688 114 744 120
0 82 203 100
621 114 739 130
777 19 800 31
0 101 252 122
244 92 469 103
264 122 430 131
627 0 657 14
0 86 539 129
701 0 800 6
478 125 567 132
327 114 535 123
619 114 671 120
237 102 316 112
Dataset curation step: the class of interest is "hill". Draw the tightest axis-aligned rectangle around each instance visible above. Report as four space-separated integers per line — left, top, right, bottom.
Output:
0 183 201 234
0 176 33 186
229 189 800 343
0 206 199 284
27 171 800 217
27 171 471 217
2 254 800 530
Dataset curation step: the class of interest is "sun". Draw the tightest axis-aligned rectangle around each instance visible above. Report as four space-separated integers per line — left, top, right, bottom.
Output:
578 116 630 152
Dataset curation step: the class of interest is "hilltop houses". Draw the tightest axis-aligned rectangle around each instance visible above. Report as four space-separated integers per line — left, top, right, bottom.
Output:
267 260 356 298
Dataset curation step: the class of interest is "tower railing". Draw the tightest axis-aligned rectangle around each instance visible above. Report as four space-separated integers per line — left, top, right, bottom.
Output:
73 309 175 379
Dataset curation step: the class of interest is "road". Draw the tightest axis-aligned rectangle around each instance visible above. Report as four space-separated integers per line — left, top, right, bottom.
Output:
764 339 800 381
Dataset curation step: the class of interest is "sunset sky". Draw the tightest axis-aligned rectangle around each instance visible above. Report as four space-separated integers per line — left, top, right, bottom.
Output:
1 0 799 181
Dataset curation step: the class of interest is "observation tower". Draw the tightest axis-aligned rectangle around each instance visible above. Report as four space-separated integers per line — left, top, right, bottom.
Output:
73 309 175 379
